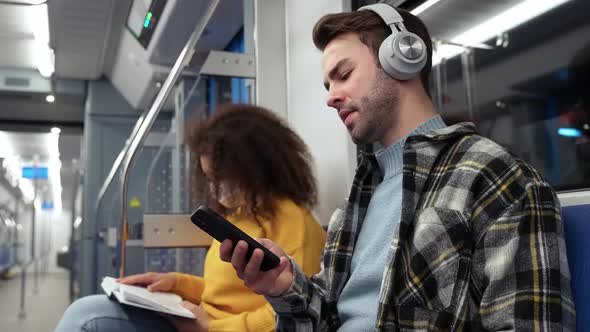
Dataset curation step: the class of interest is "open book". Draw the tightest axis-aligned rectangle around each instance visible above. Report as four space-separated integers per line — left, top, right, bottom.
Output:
101 276 195 319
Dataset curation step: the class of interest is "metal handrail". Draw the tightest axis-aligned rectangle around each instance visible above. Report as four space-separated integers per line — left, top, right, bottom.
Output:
118 0 221 277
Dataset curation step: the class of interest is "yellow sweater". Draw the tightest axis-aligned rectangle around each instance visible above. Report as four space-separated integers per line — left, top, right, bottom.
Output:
170 199 326 331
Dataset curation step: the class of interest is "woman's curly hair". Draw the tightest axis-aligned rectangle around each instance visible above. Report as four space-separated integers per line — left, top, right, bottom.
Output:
185 104 318 219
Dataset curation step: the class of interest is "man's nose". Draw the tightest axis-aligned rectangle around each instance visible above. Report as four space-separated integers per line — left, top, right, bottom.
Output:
326 90 344 109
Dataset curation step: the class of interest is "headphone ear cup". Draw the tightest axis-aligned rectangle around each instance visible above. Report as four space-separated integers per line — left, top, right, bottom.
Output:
379 32 427 80
378 34 398 78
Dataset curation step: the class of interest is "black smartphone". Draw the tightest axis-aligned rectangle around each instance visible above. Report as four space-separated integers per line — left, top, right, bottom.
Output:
190 206 280 271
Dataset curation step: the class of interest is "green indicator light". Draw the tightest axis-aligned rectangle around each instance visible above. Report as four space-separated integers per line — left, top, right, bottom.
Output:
144 12 153 28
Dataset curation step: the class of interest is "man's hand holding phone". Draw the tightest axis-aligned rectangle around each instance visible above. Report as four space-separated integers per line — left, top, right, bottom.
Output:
219 238 293 297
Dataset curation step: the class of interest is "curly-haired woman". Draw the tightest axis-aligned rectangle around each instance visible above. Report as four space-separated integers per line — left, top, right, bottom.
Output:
55 104 327 332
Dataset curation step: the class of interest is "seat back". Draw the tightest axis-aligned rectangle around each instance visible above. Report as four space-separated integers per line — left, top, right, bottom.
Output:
143 214 212 248
562 204 590 330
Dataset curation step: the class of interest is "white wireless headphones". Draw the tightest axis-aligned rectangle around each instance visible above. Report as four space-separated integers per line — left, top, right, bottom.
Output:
358 3 427 80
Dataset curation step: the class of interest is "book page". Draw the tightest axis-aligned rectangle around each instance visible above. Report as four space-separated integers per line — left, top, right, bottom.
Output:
101 276 195 319
119 284 183 311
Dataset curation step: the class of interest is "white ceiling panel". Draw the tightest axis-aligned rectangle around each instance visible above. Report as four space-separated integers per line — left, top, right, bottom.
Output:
49 0 116 79
0 4 38 68
0 39 37 68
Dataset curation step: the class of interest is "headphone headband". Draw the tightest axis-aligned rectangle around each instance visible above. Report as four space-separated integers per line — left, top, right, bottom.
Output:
358 3 403 29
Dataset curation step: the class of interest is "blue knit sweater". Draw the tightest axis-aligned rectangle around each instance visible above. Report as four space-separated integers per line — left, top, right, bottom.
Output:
337 115 446 331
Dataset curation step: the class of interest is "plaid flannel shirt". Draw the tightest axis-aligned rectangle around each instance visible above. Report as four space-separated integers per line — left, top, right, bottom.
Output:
267 122 575 331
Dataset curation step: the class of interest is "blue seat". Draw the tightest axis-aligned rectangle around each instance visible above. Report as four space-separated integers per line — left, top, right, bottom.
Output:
562 204 590 331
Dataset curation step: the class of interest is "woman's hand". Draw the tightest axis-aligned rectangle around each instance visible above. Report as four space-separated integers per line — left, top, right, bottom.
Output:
117 272 177 292
162 302 211 332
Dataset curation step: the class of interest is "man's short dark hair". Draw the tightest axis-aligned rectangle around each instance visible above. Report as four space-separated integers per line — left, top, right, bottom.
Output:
313 5 433 95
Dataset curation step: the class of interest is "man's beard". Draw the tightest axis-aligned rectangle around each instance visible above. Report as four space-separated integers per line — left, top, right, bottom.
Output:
350 69 399 145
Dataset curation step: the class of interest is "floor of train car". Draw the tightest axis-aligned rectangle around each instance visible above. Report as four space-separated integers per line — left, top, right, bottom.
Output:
0 271 70 332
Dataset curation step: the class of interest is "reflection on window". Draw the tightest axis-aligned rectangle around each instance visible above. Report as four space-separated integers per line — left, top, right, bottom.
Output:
433 1 590 191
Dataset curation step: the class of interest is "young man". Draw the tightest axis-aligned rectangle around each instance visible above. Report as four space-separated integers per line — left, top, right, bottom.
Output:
221 3 575 331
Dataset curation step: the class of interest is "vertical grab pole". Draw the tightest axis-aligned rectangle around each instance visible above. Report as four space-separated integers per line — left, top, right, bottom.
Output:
32 159 39 294
19 161 37 319
461 48 478 121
